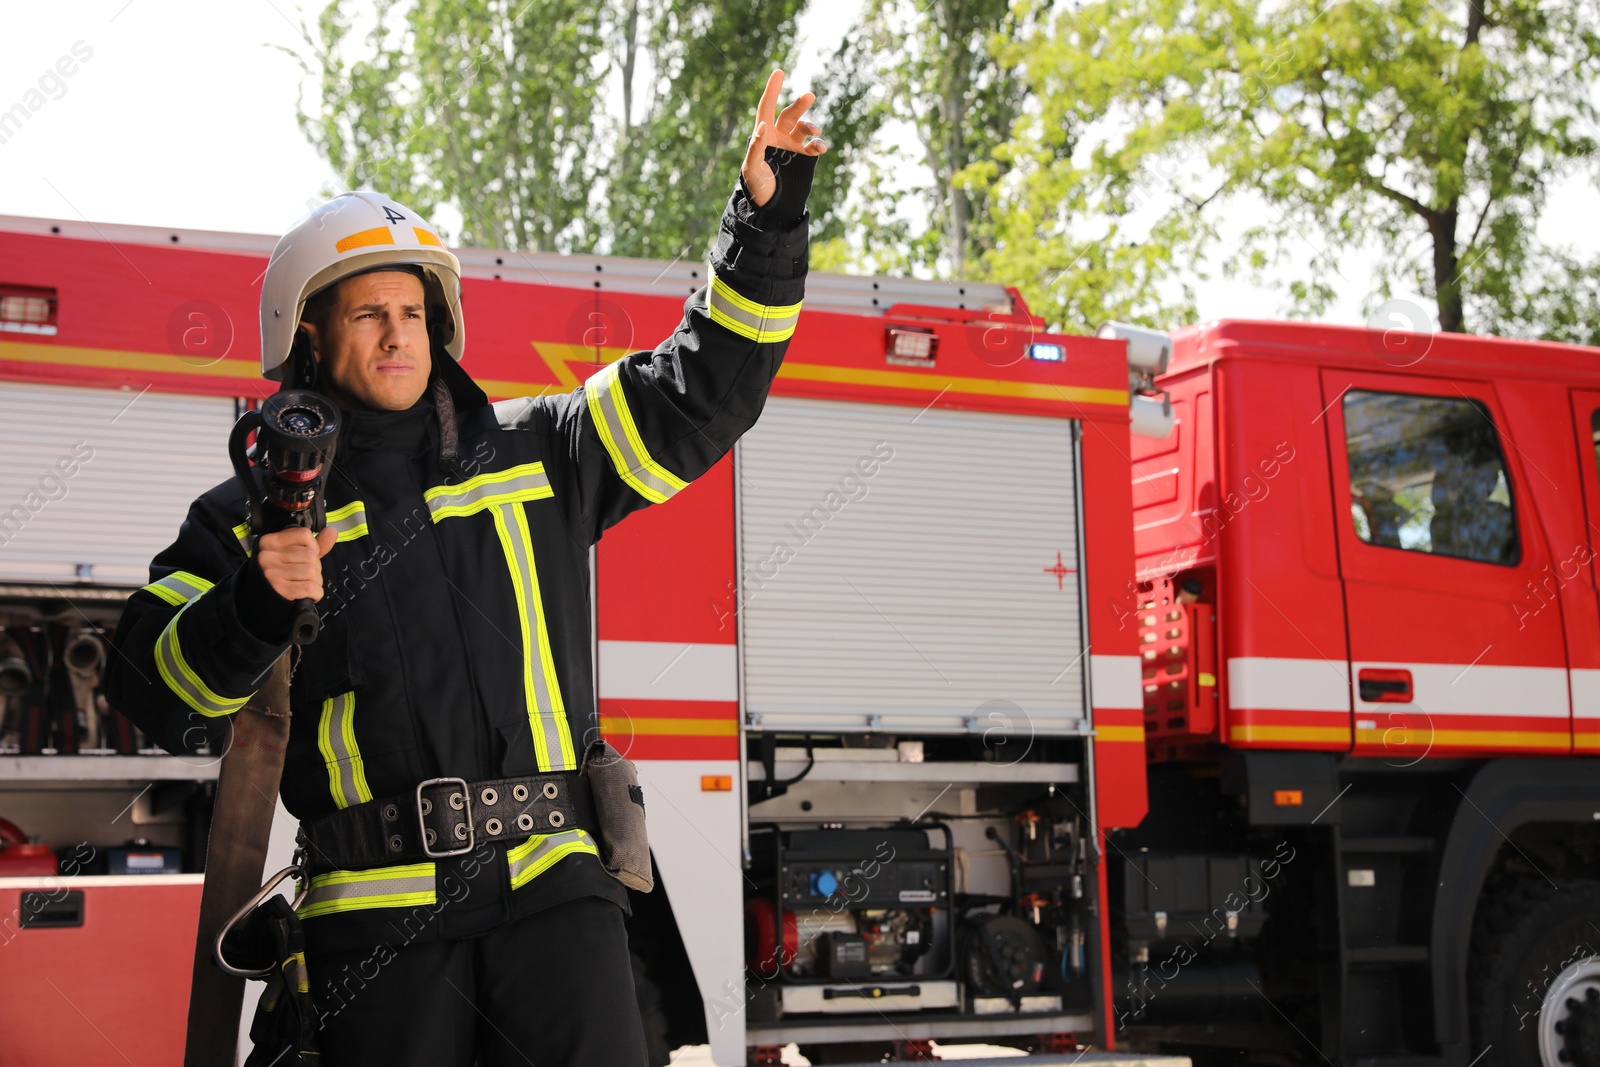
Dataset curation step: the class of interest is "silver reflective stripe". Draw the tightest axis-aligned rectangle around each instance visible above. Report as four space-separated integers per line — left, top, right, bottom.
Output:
231 522 255 558
491 503 577 772
424 463 552 521
141 570 214 607
492 395 538 430
583 361 688 505
317 691 371 809
154 602 250 718
707 274 802 343
296 862 437 919
326 500 369 542
507 829 597 890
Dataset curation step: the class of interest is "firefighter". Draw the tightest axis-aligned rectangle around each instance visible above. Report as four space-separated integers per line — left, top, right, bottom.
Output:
106 69 825 1066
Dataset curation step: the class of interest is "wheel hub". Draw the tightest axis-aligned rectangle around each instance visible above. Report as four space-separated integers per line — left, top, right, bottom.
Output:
1540 956 1600 1067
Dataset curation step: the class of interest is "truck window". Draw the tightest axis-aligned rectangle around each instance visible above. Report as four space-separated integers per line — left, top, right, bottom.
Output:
1343 389 1518 565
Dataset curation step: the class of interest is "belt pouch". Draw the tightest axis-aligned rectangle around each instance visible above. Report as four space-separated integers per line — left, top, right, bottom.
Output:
581 739 653 892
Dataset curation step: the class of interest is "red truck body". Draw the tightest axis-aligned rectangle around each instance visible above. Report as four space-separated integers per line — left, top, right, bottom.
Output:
4 214 1598 1067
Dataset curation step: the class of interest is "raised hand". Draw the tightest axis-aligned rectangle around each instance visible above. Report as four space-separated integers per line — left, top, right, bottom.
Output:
740 69 828 210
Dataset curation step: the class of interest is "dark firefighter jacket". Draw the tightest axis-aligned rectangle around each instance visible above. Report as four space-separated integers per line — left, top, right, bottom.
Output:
106 158 812 954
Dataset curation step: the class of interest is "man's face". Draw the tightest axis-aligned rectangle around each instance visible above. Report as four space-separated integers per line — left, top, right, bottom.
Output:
300 270 432 411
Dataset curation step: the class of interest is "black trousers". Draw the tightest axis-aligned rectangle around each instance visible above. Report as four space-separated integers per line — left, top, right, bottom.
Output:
304 895 649 1066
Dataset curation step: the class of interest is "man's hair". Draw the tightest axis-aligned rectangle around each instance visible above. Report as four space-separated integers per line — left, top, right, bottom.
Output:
299 283 339 337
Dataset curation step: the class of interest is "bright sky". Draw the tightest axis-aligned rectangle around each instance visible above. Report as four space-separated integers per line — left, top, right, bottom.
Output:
2 0 1595 334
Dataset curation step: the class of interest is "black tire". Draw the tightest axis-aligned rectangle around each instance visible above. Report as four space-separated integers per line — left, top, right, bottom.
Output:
632 949 672 1067
1471 878 1600 1067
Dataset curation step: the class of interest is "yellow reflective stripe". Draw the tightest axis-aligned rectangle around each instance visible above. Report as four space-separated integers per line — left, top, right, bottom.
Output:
145 584 188 608
140 570 214 607
1228 725 1350 745
284 950 309 994
424 462 552 521
154 600 251 718
316 691 371 809
341 698 371 804
490 504 577 771
584 360 689 505
231 522 255 558
429 486 553 521
507 829 598 890
325 500 369 542
492 507 541 763
426 462 571 770
1354 726 1568 750
296 861 436 919
597 715 738 737
513 504 575 769
707 274 802 343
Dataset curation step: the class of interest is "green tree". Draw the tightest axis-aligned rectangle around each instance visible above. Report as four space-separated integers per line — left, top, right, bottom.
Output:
606 0 808 260
295 0 816 258
974 0 1600 337
298 0 612 252
814 0 1028 278
801 29 892 260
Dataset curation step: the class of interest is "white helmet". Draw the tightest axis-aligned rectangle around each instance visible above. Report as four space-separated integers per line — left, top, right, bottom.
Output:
258 191 465 381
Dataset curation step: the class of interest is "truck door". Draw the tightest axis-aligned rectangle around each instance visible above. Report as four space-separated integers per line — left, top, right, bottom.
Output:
1322 370 1570 758
1567 390 1600 753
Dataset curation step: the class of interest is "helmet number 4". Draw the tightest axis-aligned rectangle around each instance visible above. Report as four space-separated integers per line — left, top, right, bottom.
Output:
383 206 406 225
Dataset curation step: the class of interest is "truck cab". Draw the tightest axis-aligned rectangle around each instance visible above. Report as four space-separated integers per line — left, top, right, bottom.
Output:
1123 320 1600 1067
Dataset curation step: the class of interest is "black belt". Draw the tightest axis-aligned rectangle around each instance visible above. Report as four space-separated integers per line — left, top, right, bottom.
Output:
298 771 598 873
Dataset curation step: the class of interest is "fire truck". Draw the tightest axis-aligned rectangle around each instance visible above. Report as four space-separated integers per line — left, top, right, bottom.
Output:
0 210 1594 1067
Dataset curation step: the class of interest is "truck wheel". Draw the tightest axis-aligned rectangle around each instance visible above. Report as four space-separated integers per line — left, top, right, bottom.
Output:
1471 879 1600 1067
632 949 672 1067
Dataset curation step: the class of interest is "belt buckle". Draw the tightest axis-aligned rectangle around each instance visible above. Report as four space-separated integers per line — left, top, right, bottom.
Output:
416 777 475 858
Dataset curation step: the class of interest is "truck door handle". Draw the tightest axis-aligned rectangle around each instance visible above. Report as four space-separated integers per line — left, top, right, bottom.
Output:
1358 668 1412 703
19 889 83 928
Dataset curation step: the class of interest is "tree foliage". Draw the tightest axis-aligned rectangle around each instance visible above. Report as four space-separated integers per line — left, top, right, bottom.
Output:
811 0 1028 278
606 0 808 259
292 0 1600 343
973 0 1600 337
295 0 812 258
299 0 612 252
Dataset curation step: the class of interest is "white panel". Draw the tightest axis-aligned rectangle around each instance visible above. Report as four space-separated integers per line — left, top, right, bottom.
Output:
240 798 302 1065
0 382 237 585
597 640 738 702
1352 661 1569 718
1572 668 1600 720
780 980 960 1013
738 396 1084 733
1091 654 1144 709
1228 657 1351 712
633 761 746 1066
0 874 205 887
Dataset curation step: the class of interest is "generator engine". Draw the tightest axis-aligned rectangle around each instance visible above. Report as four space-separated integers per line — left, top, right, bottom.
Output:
746 825 956 1014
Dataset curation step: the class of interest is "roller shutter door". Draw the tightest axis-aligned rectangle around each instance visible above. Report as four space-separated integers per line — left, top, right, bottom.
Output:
737 395 1086 734
0 382 237 586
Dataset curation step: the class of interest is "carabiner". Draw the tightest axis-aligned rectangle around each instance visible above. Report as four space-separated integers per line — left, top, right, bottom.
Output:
213 865 310 979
